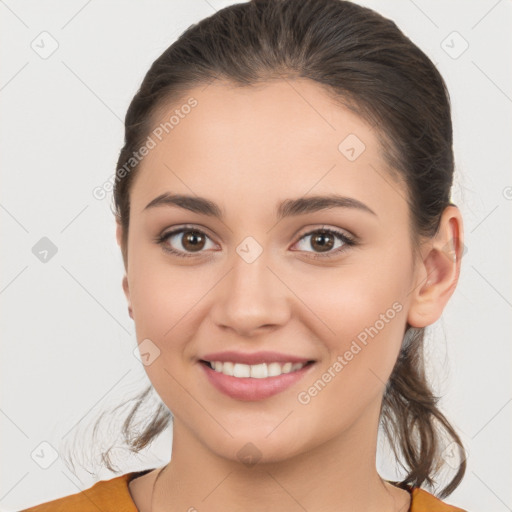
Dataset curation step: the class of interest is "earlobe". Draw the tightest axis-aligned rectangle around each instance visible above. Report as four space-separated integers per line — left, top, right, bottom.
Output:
407 205 464 328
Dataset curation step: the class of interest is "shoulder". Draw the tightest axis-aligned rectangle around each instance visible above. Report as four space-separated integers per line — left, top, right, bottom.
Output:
19 472 141 512
410 487 468 512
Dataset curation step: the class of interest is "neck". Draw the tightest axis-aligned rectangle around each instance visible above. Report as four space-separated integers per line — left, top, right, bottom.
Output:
152 397 411 512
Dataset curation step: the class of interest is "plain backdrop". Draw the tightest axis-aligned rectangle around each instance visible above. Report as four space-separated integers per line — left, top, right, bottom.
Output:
1 1 511 511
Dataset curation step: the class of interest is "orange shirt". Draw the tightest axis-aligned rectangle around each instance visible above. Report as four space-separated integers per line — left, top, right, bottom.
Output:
20 471 467 512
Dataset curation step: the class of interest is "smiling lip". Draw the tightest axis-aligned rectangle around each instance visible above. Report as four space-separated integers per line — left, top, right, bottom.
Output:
199 350 314 365
199 360 315 401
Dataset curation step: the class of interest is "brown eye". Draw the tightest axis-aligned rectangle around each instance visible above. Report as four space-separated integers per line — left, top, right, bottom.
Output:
181 231 207 252
156 227 216 258
309 231 335 252
292 227 356 259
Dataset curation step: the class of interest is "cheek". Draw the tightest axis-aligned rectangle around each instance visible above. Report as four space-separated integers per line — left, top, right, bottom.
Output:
129 246 210 335
298 254 409 387
293 282 406 434
128 260 208 410
301 261 406 338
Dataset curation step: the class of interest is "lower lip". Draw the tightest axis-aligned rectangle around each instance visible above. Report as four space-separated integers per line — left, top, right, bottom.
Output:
199 361 316 401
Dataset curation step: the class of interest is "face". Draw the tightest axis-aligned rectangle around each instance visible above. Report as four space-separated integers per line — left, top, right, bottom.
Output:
118 79 424 463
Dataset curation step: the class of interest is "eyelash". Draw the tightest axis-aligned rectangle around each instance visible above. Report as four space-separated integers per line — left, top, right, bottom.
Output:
154 225 357 260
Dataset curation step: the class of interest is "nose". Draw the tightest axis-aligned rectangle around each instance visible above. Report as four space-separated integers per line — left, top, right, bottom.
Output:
210 249 291 337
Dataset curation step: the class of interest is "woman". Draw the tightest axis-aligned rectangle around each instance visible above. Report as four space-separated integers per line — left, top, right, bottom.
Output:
22 0 468 510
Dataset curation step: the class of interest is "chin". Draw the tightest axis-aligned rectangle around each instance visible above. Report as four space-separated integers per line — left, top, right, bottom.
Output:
201 430 307 467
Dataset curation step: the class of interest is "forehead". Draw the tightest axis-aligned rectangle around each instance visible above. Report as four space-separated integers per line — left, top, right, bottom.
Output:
130 79 407 221
146 78 376 165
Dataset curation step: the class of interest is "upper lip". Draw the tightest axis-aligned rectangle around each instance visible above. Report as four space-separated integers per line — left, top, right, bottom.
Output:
199 351 315 365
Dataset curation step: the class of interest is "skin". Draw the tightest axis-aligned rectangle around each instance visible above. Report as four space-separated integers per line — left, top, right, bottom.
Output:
117 78 464 512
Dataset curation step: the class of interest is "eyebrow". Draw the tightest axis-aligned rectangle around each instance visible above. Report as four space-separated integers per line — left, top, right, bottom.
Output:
143 192 377 220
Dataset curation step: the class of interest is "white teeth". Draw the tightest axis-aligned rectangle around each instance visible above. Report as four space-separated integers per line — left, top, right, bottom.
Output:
233 363 251 378
207 360 308 378
267 362 282 377
250 363 268 378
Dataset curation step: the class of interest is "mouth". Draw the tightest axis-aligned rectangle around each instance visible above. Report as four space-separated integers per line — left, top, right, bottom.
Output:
198 359 317 401
199 359 316 378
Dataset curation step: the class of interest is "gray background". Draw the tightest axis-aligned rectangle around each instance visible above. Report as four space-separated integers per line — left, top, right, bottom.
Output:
1 1 511 511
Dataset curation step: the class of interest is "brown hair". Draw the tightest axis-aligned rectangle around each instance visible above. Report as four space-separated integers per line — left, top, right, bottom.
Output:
69 0 466 498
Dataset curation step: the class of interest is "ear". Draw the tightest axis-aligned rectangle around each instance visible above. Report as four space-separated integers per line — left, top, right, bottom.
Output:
407 205 464 328
116 219 133 319
116 218 125 251
116 218 129 267
122 274 133 319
